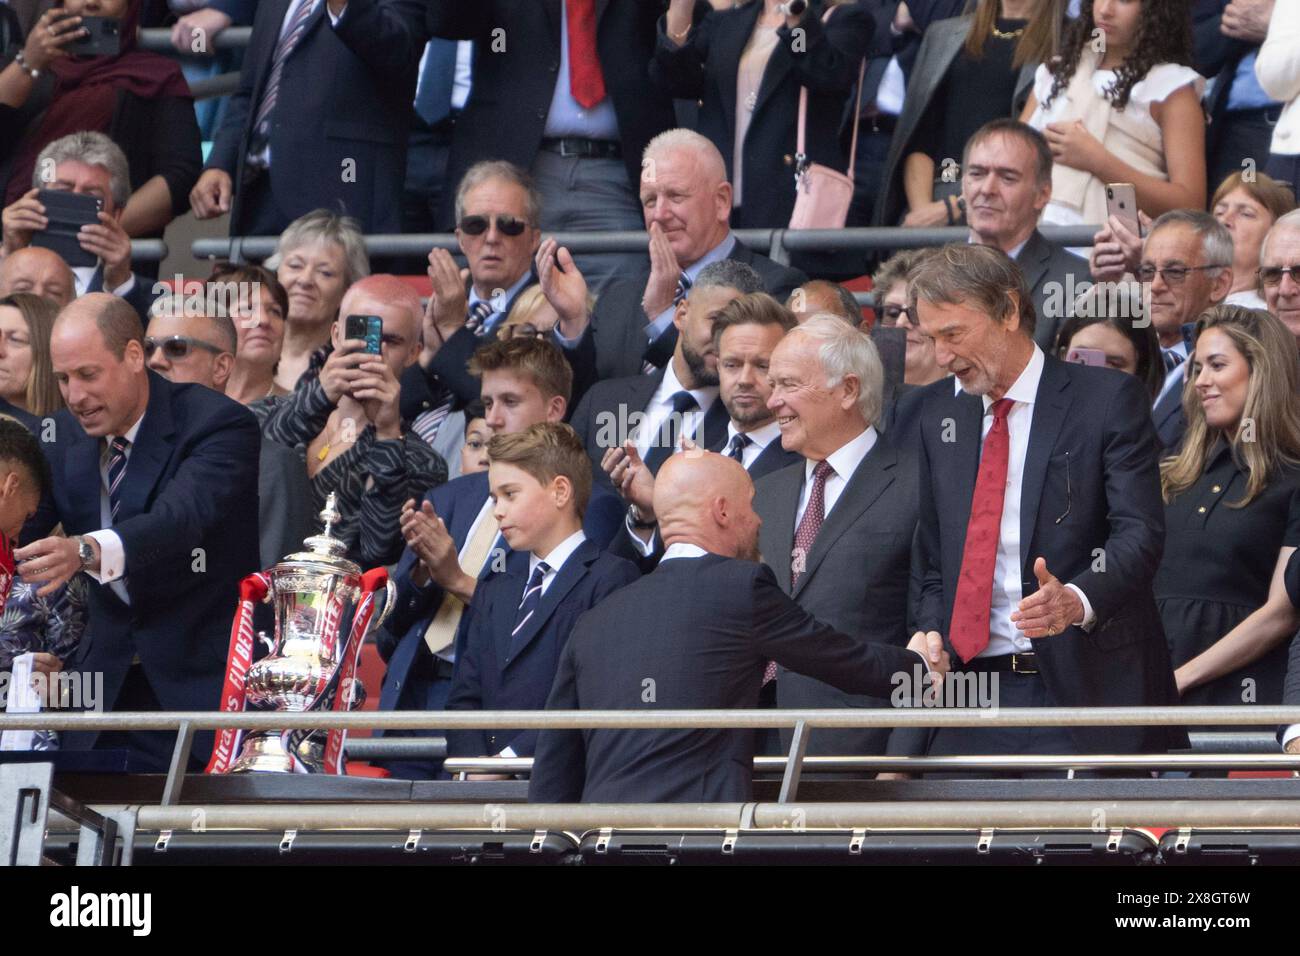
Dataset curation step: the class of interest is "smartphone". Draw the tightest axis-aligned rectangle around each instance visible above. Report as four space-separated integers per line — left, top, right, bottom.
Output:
63 15 121 57
1065 347 1107 367
345 314 383 355
30 189 101 269
1106 182 1141 238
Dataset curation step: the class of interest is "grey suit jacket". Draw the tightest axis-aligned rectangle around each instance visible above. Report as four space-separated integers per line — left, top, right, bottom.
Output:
754 434 919 757
1016 229 1090 351
872 14 1037 228
258 438 317 569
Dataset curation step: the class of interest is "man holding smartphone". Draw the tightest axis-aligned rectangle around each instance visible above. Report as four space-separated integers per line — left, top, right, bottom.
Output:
1 133 156 322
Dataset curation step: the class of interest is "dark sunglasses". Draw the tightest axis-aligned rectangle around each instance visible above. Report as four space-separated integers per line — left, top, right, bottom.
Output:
144 335 225 361
1258 265 1300 287
457 214 529 237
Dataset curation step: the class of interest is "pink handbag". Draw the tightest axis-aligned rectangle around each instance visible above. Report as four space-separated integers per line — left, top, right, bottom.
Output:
788 49 865 231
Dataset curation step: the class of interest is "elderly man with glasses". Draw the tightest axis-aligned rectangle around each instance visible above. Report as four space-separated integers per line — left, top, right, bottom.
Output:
1140 210 1235 450
1260 208 1300 347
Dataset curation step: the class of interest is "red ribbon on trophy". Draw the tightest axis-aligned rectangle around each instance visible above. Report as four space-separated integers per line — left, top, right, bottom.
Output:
0 530 16 614
204 572 271 775
320 567 389 774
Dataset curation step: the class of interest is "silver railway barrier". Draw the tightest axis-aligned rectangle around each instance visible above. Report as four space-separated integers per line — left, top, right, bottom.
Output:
4 707 1298 864
191 225 1102 269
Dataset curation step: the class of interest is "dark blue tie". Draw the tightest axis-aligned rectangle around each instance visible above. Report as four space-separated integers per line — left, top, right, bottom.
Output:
466 300 495 337
106 436 129 522
509 561 551 658
414 38 458 127
644 391 699 474
727 433 751 462
1164 348 1185 373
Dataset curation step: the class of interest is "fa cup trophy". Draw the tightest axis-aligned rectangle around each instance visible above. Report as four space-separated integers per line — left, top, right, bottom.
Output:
206 493 394 774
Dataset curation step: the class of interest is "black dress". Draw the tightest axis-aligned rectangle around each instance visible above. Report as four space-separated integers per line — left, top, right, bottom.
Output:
1155 442 1300 709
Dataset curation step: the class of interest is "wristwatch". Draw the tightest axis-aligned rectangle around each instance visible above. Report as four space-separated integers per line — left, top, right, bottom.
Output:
628 504 657 529
74 536 95 570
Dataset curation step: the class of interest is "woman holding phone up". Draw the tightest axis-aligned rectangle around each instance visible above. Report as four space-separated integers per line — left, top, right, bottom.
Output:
0 0 200 257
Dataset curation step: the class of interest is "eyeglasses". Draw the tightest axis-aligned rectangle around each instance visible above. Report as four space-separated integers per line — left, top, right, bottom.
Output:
143 335 226 361
878 303 913 325
457 214 529 237
1257 265 1300 287
1136 264 1222 285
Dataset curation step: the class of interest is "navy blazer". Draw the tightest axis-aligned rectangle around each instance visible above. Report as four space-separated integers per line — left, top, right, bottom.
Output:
445 539 638 757
85 267 158 326
206 0 426 235
377 468 625 709
910 354 1185 754
25 371 261 749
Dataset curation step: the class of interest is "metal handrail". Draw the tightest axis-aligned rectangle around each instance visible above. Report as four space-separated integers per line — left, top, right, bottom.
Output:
442 753 1300 775
127 239 168 263
138 27 253 53
190 225 1102 265
2 705 1295 731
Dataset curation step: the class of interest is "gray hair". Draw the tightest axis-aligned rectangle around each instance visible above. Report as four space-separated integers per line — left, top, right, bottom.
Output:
787 314 884 426
148 292 238 353
642 128 728 184
454 160 542 228
266 209 370 286
32 132 130 210
1147 209 1233 270
907 243 1037 336
1261 208 1300 262
693 259 764 297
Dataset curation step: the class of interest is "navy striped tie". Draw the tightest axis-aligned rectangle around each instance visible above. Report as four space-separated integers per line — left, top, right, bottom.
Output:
466 300 495 337
106 436 129 522
250 0 319 156
508 562 550 658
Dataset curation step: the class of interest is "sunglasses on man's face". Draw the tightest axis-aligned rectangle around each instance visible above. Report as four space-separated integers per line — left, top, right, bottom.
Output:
457 214 529 237
1258 265 1300 288
143 335 225 361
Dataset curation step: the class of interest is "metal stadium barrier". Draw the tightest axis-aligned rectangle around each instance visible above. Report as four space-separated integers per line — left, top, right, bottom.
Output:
139 26 253 52
190 225 1102 268
128 239 168 263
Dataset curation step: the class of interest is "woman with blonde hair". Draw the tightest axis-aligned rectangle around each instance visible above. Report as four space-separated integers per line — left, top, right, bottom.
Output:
0 292 62 419
1156 305 1300 707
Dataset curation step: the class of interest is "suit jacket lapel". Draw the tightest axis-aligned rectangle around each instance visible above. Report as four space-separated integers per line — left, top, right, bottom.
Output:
793 440 897 598
948 387 984 527
1016 231 1051 294
66 428 104 534
1019 358 1071 574
752 18 794 118
501 539 599 666
699 400 729 450
763 464 803 592
114 374 177 524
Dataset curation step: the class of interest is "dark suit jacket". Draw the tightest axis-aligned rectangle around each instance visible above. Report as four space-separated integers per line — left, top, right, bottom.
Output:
568 367 730 485
755 434 919 756
528 553 922 803
1017 229 1089 351
649 1 873 229
1152 366 1188 451
1194 0 1259 164
257 437 316 568
399 278 533 420
910 354 1185 754
26 372 261 750
872 13 1036 227
206 0 426 235
428 0 687 228
564 238 807 400
445 540 639 757
376 468 625 710
85 267 158 327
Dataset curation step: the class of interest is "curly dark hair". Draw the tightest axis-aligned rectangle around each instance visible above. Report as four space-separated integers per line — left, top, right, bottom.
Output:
1044 0 1193 112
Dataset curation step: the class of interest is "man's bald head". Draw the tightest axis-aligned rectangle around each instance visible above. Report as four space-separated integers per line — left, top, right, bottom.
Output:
0 247 75 308
653 451 761 560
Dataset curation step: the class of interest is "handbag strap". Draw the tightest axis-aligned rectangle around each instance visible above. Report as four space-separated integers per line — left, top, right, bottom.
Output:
796 7 867 182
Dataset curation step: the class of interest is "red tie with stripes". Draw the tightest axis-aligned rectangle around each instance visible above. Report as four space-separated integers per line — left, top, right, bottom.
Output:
949 398 1014 663
566 0 606 109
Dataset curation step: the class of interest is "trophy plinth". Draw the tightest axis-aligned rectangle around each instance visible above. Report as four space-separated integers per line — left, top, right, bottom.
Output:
229 493 370 774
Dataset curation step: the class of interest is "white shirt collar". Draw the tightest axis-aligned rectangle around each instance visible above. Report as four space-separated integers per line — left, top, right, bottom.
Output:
105 410 145 454
952 343 1045 411
661 541 711 561
728 418 781 452
530 528 586 578
659 355 718 413
469 271 532 314
805 425 877 485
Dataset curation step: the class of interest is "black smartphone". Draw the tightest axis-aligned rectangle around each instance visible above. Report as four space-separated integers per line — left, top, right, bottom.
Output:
345 314 383 354
30 189 101 269
63 15 121 57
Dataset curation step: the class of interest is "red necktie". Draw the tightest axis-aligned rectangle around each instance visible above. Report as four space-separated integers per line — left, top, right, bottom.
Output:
566 0 607 109
764 460 835 685
949 398 1015 663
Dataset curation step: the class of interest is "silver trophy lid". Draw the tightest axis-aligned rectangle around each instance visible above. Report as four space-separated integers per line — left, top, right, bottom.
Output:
280 492 360 573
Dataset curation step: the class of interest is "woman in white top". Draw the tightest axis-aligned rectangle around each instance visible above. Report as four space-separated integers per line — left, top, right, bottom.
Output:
1211 171 1297 310
1021 0 1205 230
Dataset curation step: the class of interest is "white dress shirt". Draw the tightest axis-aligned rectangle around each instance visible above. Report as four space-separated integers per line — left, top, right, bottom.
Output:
86 413 146 604
794 426 878 528
723 419 782 471
72 265 135 300
661 541 710 561
528 529 587 598
959 345 1094 657
633 360 718 461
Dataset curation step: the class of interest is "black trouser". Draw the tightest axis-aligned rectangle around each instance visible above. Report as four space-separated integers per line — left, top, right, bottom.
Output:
94 664 203 774
1209 107 1282 194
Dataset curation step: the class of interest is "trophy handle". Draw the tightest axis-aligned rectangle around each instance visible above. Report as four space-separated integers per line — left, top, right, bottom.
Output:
369 578 397 634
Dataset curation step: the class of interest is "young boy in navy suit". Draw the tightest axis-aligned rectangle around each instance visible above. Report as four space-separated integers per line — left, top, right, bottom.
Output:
445 423 639 761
